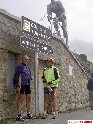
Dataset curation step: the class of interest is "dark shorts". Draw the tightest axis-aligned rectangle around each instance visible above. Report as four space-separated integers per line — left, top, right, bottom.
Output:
44 87 56 96
20 85 31 95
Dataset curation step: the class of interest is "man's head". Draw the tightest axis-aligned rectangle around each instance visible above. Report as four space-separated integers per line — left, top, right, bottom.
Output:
45 57 53 67
22 55 29 65
51 0 55 3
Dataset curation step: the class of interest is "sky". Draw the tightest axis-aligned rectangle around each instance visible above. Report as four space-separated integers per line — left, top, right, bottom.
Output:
0 0 93 61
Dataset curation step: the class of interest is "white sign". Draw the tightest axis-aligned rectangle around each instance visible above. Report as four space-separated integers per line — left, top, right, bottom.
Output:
23 20 30 32
69 65 73 76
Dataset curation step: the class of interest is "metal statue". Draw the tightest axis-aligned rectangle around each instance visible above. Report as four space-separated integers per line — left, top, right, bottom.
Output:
47 0 68 44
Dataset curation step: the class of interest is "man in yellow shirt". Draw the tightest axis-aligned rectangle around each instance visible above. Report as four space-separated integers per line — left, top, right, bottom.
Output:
42 57 60 119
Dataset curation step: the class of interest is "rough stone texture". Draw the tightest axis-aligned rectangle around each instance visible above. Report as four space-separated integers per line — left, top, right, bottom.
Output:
0 9 89 120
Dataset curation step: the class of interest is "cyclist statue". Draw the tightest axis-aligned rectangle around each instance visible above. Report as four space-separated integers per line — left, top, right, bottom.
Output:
47 0 68 44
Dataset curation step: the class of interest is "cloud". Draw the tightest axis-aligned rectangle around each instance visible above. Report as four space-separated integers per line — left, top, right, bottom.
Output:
63 0 93 42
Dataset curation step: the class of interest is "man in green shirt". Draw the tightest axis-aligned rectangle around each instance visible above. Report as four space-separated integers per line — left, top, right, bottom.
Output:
42 57 60 119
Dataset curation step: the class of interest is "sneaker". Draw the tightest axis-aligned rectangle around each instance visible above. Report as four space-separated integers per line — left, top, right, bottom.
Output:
52 113 56 119
27 113 32 119
16 114 24 121
42 113 47 119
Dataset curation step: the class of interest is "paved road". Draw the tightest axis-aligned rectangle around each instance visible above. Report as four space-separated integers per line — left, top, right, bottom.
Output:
1 107 93 124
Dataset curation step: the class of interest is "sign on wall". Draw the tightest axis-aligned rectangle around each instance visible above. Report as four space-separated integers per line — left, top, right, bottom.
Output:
20 16 53 54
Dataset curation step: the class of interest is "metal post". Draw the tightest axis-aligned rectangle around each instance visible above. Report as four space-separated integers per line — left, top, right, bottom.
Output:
34 52 39 116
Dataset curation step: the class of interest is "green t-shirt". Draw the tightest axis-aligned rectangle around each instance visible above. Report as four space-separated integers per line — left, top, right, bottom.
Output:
42 66 60 88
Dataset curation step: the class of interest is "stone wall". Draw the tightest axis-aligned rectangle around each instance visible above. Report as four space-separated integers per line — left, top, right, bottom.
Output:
0 9 89 120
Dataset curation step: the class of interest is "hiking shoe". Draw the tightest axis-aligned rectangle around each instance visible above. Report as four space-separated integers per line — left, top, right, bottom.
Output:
52 113 57 119
27 113 32 119
16 114 24 121
42 113 47 119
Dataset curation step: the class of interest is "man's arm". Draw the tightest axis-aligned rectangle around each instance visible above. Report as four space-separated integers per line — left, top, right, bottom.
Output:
57 0 66 21
13 65 21 88
29 65 32 81
42 69 47 83
52 67 60 84
57 0 65 13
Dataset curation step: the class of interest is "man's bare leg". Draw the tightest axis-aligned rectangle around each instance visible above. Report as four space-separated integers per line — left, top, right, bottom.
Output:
26 94 32 119
42 94 48 119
